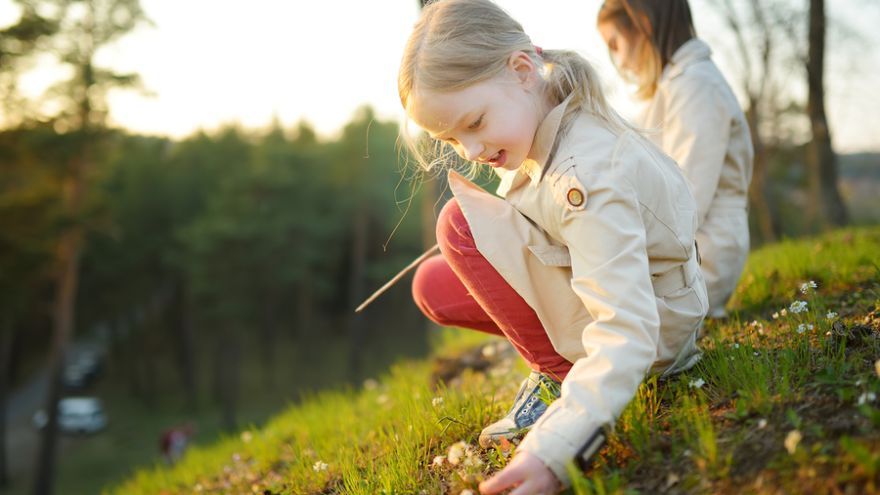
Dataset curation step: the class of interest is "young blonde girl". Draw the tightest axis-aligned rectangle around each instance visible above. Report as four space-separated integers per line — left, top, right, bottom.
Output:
597 0 754 319
401 0 707 492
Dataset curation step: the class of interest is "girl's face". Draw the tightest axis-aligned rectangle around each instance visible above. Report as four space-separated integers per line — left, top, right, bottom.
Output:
598 20 642 75
407 53 547 172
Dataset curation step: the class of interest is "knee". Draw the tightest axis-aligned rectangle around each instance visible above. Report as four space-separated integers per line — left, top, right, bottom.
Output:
411 256 449 325
436 198 472 252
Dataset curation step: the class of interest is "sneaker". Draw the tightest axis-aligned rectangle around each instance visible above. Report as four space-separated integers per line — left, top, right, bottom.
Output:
478 370 561 448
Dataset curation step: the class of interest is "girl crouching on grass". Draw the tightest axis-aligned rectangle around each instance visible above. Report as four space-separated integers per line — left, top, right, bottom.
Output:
400 0 708 492
597 0 754 319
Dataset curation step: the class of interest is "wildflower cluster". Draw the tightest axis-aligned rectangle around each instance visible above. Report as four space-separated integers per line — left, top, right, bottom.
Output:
431 441 486 493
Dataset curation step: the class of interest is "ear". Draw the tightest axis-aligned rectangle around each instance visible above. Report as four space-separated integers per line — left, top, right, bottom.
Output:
507 51 538 88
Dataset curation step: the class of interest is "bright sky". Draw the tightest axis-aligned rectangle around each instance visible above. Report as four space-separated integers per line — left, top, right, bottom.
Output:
2 0 879 153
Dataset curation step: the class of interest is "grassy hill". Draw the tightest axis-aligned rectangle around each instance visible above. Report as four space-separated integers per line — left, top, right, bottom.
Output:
110 227 880 494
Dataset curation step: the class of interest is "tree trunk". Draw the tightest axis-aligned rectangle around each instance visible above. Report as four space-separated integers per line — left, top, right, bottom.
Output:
745 103 777 244
217 330 240 431
170 282 197 410
0 318 13 488
806 0 848 229
346 206 368 381
260 295 277 390
34 127 92 493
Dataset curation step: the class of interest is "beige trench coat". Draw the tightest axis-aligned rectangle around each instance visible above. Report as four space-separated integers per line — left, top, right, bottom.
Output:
450 96 708 485
635 38 754 317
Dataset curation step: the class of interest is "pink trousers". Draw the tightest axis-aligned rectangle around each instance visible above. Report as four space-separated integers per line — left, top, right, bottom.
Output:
412 199 573 380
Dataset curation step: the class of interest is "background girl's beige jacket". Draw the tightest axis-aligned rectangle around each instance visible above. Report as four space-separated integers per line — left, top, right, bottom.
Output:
449 97 708 485
636 38 754 317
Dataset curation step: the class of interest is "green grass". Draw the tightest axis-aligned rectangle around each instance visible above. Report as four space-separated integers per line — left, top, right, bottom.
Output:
109 226 880 494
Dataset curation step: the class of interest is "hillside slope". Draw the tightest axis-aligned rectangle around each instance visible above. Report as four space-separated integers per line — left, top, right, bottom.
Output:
111 227 880 495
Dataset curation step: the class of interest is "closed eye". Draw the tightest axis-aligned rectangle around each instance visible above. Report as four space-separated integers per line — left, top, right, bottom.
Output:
468 115 483 130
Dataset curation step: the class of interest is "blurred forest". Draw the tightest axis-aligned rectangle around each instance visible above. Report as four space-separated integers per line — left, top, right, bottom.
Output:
0 0 878 494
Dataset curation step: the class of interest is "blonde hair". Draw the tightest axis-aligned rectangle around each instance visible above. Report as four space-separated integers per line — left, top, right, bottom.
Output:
597 0 696 100
398 0 632 173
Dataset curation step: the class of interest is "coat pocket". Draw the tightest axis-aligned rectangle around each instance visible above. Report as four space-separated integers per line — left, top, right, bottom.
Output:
527 245 572 267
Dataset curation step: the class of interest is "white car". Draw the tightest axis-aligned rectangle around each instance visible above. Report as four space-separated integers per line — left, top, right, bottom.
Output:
33 397 108 434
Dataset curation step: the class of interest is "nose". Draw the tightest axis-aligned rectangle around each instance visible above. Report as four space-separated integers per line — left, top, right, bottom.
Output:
459 140 484 162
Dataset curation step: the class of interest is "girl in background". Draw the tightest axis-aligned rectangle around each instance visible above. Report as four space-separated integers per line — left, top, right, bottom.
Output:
597 0 754 319
400 0 707 492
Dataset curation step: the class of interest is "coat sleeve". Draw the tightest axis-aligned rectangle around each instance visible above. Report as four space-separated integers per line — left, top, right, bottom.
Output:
661 74 732 224
516 159 660 486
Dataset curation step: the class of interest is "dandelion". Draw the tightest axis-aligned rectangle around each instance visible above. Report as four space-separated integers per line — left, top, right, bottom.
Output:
789 301 808 314
826 311 838 320
432 397 444 407
447 441 467 465
689 378 706 389
784 430 802 454
313 461 328 472
857 392 877 406
432 455 445 468
800 281 817 294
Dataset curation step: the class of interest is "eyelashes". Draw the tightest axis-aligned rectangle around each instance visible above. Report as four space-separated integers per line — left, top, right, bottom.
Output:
468 114 483 130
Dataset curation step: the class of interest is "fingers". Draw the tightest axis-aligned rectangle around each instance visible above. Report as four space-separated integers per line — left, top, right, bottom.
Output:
479 464 524 494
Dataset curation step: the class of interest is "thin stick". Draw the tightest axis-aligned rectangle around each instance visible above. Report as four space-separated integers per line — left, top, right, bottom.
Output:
354 244 440 313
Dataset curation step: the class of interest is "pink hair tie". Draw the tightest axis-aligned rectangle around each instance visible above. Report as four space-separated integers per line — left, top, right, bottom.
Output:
535 46 543 56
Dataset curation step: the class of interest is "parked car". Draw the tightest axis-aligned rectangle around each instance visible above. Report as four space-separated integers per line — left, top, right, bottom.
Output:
32 397 108 435
61 349 105 389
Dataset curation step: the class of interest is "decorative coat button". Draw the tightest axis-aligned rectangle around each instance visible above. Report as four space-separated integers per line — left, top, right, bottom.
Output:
566 188 585 207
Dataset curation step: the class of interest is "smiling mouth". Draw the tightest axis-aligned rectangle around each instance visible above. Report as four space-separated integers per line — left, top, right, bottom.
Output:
484 150 507 168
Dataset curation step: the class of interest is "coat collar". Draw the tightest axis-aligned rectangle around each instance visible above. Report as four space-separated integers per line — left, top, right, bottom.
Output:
663 38 712 80
496 93 574 197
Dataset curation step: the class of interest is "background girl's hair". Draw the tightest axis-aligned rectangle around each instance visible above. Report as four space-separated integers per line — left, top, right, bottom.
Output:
597 0 696 99
398 0 632 174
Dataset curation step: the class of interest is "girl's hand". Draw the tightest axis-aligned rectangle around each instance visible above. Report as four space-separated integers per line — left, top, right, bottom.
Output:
479 450 560 495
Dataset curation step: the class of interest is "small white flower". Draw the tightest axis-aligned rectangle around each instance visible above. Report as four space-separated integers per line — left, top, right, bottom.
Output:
784 430 802 454
780 309 788 317
796 323 814 334
447 441 467 465
733 343 741 349
313 461 328 472
826 311 838 320
689 378 706 389
460 490 476 495
757 419 767 429
772 312 780 320
432 397 444 407
800 281 818 294
858 392 877 406
750 320 759 327
856 379 863 386
825 331 833 337
481 344 497 358
789 301 808 314
432 455 445 468
753 351 761 357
